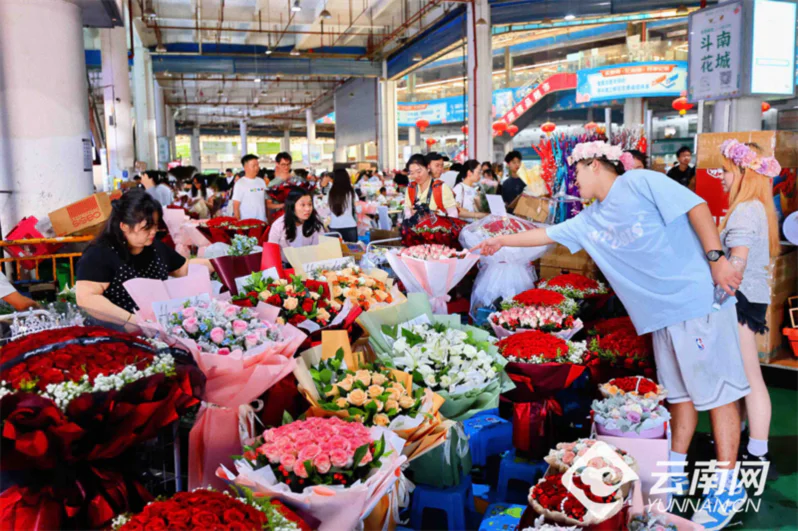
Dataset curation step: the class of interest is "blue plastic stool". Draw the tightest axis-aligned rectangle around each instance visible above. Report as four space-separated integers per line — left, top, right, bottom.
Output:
410 475 476 530
496 450 548 504
358 234 370 245
473 307 493 327
464 411 513 467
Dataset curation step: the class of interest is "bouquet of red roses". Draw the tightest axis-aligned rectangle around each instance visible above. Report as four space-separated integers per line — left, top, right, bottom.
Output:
502 288 579 316
400 211 468 250
539 273 608 299
201 217 269 244
112 488 311 531
528 472 625 527
599 376 666 402
0 324 204 530
586 317 655 379
495 331 591 458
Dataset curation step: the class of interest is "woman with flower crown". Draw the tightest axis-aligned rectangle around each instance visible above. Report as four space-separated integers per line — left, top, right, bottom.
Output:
718 139 781 481
473 140 751 531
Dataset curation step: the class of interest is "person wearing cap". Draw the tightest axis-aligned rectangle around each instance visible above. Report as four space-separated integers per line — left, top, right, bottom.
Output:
403 154 458 218
426 152 445 181
232 154 268 221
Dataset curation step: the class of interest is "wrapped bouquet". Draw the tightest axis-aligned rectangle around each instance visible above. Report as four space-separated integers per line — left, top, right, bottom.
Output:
162 208 211 257
309 265 404 312
111 488 310 531
0 323 203 529
544 438 638 474
539 273 608 299
206 240 283 297
459 215 553 311
489 305 583 340
201 216 269 244
592 395 670 438
385 244 479 314
502 288 579 316
528 472 624 527
496 330 588 365
219 417 407 531
586 317 655 380
400 211 468 250
599 376 666 402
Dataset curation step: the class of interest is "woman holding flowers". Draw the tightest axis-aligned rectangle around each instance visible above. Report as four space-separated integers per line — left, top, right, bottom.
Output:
267 186 325 261
453 159 488 220
719 139 781 476
76 190 214 327
473 140 751 530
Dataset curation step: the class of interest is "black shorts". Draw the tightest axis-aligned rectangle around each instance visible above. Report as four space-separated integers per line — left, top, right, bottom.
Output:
735 290 769 335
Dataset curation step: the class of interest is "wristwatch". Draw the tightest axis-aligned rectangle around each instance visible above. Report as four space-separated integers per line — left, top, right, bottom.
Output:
706 250 725 262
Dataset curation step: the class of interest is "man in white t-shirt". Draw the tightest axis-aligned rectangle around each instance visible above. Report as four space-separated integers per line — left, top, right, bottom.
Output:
232 154 267 221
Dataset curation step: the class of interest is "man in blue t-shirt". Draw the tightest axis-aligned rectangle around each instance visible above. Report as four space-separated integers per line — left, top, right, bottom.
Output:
474 142 750 531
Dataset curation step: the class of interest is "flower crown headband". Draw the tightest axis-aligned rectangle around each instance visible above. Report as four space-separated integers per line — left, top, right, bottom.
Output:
720 139 781 178
568 141 624 166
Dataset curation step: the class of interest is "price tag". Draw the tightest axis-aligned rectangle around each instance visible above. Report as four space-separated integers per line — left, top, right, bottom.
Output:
486 195 507 216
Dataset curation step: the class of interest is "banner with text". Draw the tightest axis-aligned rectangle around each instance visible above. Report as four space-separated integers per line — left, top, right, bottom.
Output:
576 62 687 104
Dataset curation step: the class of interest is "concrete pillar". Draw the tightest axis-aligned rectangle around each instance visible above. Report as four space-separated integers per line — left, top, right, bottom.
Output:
379 73 398 171
623 98 645 128
281 129 291 153
100 26 134 181
133 31 156 168
240 120 248 157
504 141 514 155
712 98 763 132
306 109 316 165
467 0 492 162
408 127 418 151
165 104 176 162
0 0 94 237
355 144 365 162
408 74 416 101
190 127 201 170
154 82 168 170
504 47 513 87
334 146 347 163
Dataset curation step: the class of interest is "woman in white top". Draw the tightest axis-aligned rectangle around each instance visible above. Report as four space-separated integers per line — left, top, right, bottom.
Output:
267 187 325 261
188 175 214 219
327 169 360 242
452 160 488 220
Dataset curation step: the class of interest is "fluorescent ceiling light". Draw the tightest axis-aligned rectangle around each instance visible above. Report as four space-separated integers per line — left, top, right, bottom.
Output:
412 53 423 62
320 9 332 19
291 0 302 12
254 77 261 83
265 49 273 55
564 14 576 21
290 48 300 56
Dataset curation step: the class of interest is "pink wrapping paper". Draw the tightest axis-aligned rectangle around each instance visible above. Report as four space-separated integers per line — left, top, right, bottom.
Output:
596 422 667 440
123 268 307 490
218 426 407 531
385 250 479 314
163 208 211 257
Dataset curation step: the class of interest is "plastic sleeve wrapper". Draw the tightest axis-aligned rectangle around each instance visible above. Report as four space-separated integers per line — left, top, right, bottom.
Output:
122 267 307 490
217 426 408 531
210 252 264 295
357 294 515 422
163 208 211 257
458 215 554 311
383 251 479 314
283 237 343 277
628 480 704 530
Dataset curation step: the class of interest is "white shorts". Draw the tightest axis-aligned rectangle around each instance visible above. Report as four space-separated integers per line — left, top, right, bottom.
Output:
652 304 750 412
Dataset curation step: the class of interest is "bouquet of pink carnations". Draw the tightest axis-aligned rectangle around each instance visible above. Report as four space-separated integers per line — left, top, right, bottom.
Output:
219 416 407 531
489 305 583 340
397 244 466 260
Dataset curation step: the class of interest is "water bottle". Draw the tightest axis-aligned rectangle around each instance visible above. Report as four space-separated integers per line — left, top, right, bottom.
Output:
712 256 747 311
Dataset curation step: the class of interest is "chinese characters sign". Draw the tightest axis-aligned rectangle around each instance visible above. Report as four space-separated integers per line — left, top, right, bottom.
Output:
575 62 687 104
688 1 743 101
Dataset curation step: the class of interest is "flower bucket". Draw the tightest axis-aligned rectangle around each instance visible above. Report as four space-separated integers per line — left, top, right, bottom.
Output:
595 421 666 440
783 328 798 357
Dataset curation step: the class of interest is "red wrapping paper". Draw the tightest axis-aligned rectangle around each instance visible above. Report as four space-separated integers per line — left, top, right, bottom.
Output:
211 252 264 295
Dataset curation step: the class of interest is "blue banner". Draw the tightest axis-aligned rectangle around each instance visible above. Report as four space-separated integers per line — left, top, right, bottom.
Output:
576 61 687 103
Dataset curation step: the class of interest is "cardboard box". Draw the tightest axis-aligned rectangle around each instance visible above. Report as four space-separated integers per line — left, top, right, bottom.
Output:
539 244 601 280
48 193 112 237
368 229 400 243
512 194 550 223
757 246 798 362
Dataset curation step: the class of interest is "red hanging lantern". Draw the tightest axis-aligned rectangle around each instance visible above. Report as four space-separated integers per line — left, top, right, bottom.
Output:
492 121 507 135
461 125 468 135
425 137 436 147
762 101 771 113
506 124 519 137
672 97 693 116
416 119 429 132
584 122 598 130
541 121 556 134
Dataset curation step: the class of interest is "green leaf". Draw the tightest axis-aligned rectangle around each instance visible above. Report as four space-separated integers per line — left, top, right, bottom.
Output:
352 443 369 468
386 408 398 417
365 400 378 413
310 368 321 381
320 368 333 383
401 327 424 346
378 392 392 402
348 407 366 417
381 324 398 339
282 410 294 426
373 434 386 461
304 459 314 476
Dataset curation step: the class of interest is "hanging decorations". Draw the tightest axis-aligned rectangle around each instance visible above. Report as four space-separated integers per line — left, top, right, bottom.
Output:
507 125 519 137
762 101 771 113
425 137 437 147
541 121 556 135
492 121 507 135
672 97 693 116
416 119 429 132
461 125 468 135
584 122 598 130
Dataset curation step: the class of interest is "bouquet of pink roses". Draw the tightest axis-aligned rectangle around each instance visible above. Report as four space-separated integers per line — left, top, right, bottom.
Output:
489 305 583 340
386 245 479 313
124 266 307 491
219 416 407 531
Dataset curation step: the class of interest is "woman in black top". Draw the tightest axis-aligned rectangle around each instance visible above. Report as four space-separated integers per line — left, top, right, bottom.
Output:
76 190 213 325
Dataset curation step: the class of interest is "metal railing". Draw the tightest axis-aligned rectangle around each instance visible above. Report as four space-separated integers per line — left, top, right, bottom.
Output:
0 235 94 286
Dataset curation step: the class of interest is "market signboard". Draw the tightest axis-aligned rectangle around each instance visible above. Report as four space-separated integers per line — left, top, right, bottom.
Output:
687 1 744 101
575 62 687 104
